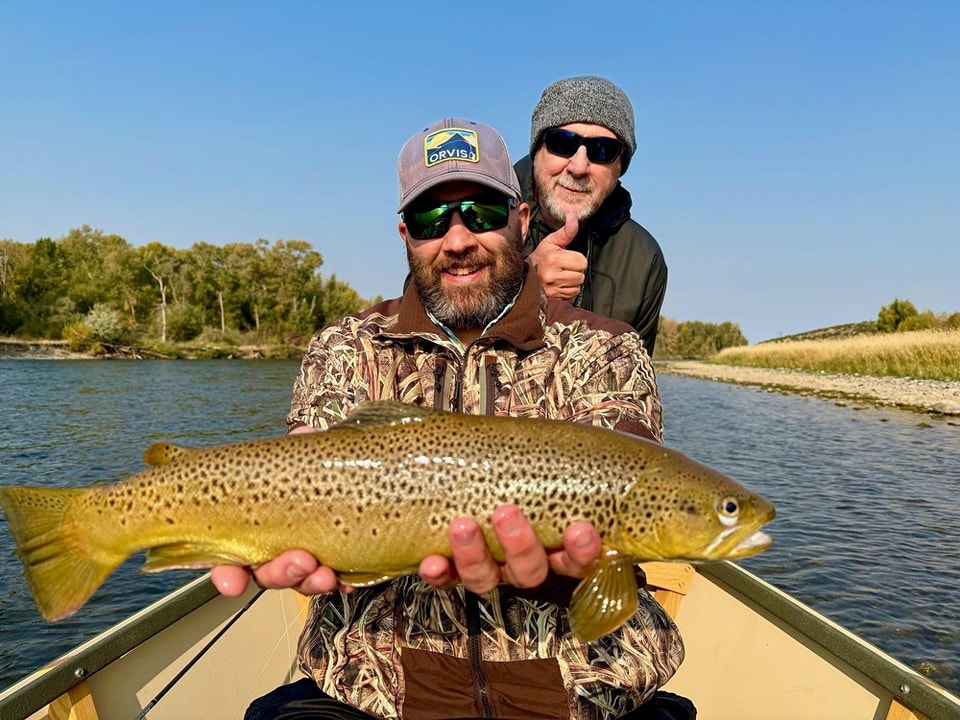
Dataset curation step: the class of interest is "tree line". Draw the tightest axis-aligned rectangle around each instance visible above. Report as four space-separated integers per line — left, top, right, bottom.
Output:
1 226 755 360
653 317 747 359
0 226 375 351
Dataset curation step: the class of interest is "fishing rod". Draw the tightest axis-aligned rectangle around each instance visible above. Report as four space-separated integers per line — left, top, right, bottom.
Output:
132 588 266 720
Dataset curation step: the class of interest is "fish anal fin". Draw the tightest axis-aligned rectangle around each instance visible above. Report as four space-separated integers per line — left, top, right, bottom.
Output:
568 548 639 642
143 542 249 571
142 443 194 467
337 567 417 587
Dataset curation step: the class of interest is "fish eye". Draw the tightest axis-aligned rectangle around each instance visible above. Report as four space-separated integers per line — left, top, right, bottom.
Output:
719 496 740 518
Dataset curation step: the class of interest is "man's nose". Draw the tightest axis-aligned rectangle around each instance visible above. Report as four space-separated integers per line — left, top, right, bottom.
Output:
440 213 480 252
565 146 591 176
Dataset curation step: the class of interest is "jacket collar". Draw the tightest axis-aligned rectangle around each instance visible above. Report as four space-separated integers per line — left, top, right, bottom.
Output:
389 264 545 351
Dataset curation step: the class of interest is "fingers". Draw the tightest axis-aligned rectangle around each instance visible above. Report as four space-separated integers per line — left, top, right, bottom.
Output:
421 510 603 595
561 212 579 246
447 516 502 593
210 550 342 598
529 214 586 302
418 554 458 589
548 522 602 579
493 505 549 589
210 565 253 597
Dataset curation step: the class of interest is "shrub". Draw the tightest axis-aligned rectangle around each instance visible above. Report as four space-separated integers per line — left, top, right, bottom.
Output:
166 304 205 342
83 304 127 343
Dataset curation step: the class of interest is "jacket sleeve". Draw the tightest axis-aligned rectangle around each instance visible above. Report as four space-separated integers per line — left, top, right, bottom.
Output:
286 320 367 431
635 250 668 357
563 329 664 442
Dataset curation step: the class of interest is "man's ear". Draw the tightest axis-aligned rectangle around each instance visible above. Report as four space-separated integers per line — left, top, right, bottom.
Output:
398 221 409 243
517 202 531 240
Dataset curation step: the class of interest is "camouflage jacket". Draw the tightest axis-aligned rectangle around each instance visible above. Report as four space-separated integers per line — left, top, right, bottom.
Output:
287 271 682 719
287 269 662 441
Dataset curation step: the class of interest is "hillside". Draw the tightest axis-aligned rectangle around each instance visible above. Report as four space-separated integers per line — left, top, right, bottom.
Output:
758 320 877 344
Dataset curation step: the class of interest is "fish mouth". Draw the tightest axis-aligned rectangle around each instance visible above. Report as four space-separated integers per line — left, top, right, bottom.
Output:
724 530 773 559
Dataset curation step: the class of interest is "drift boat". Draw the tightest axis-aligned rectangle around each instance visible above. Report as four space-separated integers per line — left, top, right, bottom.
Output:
1 562 958 720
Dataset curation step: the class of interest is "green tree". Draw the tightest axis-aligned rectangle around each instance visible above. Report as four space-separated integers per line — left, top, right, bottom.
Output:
316 275 367 328
898 310 939 332
877 298 918 333
58 226 134 314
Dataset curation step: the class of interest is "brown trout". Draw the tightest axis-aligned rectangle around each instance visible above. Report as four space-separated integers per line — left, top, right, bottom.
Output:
0 401 775 640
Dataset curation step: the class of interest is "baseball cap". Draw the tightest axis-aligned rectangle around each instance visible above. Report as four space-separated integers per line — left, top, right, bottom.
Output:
397 118 521 212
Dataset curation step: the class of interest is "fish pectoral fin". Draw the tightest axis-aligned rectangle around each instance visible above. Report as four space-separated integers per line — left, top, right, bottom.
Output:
330 401 442 432
337 567 417 587
143 542 249 571
568 548 639 643
142 442 195 466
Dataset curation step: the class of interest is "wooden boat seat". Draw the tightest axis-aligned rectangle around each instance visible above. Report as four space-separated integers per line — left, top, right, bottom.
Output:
640 561 694 620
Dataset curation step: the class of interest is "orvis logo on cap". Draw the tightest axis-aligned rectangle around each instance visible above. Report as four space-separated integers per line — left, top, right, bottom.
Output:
424 128 479 167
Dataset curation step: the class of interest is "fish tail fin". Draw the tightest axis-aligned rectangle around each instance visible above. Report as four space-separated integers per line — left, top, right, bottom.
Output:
0 486 123 622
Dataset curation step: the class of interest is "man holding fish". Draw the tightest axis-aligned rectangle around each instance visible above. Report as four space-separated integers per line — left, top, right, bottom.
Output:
0 117 773 718
213 118 701 719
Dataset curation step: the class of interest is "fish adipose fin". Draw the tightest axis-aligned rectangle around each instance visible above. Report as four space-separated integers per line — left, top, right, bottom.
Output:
142 442 195 466
568 548 639 642
337 567 418 587
329 401 442 432
0 486 125 622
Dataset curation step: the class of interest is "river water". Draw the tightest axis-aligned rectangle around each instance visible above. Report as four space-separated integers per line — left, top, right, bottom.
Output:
0 361 957 694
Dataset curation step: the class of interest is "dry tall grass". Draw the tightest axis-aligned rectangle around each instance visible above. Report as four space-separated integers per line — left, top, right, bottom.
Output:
713 328 960 381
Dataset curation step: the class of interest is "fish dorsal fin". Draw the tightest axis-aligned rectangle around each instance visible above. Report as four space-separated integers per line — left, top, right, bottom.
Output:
329 401 442 432
568 547 639 642
142 442 194 466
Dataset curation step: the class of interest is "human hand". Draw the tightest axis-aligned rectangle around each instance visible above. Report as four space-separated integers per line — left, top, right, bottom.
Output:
418 504 602 594
210 550 348 597
527 213 586 302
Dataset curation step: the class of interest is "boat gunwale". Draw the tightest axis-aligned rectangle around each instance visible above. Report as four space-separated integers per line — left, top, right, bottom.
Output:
0 574 220 719
701 561 960 720
1 565 958 720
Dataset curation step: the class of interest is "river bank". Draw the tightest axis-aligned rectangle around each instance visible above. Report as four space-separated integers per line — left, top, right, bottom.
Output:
656 360 960 418
0 338 294 360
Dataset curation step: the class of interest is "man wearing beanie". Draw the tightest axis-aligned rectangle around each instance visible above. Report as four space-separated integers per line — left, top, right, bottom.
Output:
516 75 668 356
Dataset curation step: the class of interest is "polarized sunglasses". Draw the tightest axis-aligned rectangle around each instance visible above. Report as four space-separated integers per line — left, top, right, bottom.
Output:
403 195 516 240
543 128 624 164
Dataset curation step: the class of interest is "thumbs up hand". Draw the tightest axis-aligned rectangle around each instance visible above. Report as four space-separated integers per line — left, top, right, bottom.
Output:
527 213 586 302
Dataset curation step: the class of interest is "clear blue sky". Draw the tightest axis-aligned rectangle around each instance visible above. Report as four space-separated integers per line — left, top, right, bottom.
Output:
1 1 957 343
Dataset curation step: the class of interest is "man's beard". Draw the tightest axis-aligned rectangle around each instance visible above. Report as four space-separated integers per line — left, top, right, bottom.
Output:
407 228 526 331
538 177 601 227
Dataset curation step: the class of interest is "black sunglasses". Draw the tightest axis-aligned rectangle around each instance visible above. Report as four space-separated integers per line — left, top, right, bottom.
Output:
542 128 624 164
403 195 516 240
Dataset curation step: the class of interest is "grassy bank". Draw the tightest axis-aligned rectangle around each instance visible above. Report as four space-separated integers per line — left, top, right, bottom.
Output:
713 328 960 381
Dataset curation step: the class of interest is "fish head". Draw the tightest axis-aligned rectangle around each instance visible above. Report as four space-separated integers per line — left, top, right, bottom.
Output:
611 447 776 562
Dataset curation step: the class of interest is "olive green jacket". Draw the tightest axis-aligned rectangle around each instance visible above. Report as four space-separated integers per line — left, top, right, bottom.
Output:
515 155 668 357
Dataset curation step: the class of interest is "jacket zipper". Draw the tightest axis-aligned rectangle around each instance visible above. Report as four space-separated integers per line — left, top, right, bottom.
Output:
466 591 497 717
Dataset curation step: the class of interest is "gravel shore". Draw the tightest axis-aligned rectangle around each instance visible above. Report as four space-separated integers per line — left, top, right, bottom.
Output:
656 361 960 418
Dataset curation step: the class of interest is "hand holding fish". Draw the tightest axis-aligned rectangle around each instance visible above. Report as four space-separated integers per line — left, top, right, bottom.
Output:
418 505 602 593
211 505 603 599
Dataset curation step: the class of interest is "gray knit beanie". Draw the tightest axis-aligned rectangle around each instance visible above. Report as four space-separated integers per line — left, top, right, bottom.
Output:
530 75 636 174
